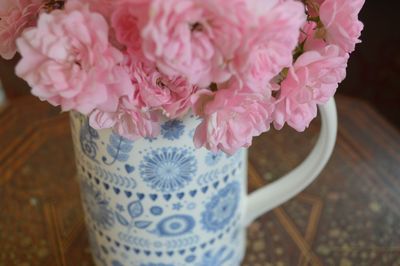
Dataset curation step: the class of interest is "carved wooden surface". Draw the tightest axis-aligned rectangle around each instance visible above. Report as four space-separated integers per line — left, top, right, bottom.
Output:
0 95 399 266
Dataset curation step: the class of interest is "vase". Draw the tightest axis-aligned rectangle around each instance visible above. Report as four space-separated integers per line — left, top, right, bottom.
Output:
69 99 338 266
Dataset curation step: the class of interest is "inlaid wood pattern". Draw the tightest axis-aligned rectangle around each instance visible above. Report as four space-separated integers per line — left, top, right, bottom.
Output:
0 95 399 266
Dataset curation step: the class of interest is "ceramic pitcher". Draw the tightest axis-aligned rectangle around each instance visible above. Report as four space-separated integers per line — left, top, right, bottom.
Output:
70 99 337 266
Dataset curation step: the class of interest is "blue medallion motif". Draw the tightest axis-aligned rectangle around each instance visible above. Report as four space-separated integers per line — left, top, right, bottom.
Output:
154 214 195 237
80 118 99 161
201 182 240 232
161 120 185 140
197 246 234 266
139 147 197 192
102 132 134 165
81 181 115 229
204 151 223 166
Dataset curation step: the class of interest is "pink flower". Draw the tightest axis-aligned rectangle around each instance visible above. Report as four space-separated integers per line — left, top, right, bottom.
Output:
141 0 247 87
274 94 318 132
319 0 365 53
76 0 118 21
126 58 197 119
0 0 42 60
89 96 160 140
68 0 125 49
274 45 348 131
15 1 131 114
159 75 198 119
233 0 306 92
299 21 326 51
111 0 150 56
89 64 160 140
192 80 274 154
129 60 171 109
141 0 306 89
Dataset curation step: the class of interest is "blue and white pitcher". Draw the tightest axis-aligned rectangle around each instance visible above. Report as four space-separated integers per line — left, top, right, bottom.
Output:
70 99 337 266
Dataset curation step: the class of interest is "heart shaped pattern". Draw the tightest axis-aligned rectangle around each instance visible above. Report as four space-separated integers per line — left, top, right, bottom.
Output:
125 164 135 174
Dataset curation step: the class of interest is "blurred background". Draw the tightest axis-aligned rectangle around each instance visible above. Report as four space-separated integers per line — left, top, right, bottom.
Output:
1 0 399 127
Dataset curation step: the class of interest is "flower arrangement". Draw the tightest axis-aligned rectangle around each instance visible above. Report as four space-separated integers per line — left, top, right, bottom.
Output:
1 0 364 154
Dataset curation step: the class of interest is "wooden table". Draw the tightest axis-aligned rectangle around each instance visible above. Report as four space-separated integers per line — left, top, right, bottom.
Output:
0 95 399 266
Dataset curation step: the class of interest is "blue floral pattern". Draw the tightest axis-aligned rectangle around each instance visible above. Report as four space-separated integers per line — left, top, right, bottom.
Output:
102 132 134 165
81 181 115 229
71 112 247 266
80 117 99 161
115 200 153 230
197 246 234 266
201 182 240 232
161 120 185 140
154 214 195 237
139 147 197 192
204 151 223 166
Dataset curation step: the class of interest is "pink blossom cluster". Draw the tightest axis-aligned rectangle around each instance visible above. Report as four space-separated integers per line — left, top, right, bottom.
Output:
3 0 364 154
0 0 43 59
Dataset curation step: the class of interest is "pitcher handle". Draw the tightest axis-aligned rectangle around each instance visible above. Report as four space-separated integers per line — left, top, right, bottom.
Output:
245 98 337 225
